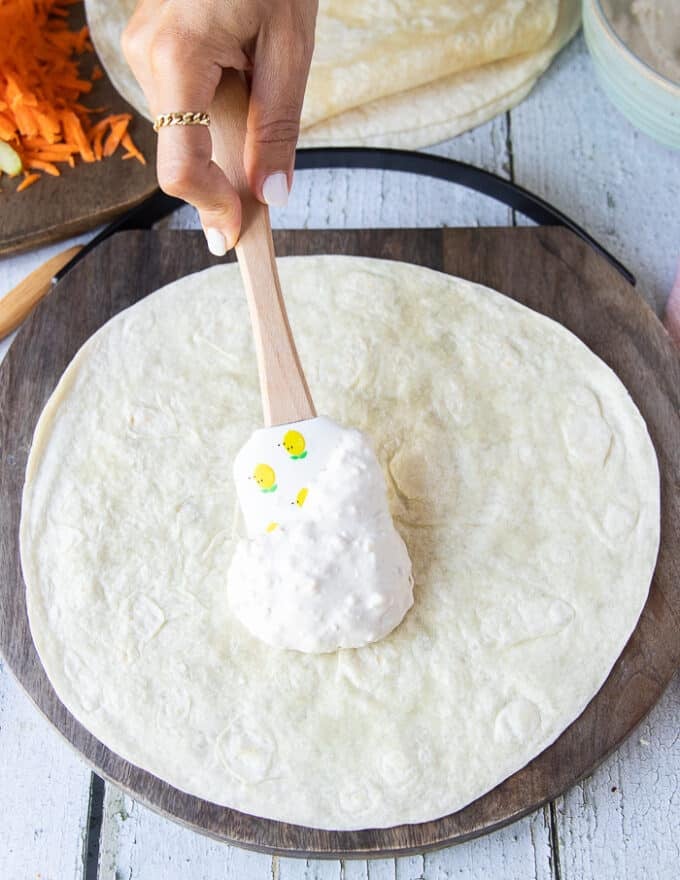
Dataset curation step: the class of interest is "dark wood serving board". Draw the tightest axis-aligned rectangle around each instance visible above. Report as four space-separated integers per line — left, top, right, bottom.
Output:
1 227 679 858
0 3 157 257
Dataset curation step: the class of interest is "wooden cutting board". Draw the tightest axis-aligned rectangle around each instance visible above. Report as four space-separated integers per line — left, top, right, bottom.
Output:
0 3 157 257
1 227 678 858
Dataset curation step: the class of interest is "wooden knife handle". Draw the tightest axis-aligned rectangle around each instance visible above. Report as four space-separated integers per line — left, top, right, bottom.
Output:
209 70 315 428
0 244 83 341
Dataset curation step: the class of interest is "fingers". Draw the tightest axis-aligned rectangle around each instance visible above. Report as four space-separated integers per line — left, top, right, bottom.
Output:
149 47 243 249
122 4 251 252
122 3 251 105
244 8 316 206
157 125 242 253
122 0 318 243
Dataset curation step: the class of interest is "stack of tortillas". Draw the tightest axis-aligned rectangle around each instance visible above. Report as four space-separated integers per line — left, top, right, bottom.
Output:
86 0 580 149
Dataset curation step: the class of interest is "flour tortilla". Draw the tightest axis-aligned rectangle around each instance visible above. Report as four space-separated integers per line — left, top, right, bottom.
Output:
86 0 577 148
300 0 580 149
21 256 659 830
85 0 146 124
300 0 560 128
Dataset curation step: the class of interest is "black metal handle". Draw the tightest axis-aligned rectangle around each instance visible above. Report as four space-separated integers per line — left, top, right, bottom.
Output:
55 147 635 285
295 148 635 285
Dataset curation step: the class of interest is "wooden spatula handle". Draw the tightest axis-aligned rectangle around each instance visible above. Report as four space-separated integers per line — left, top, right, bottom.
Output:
209 70 315 428
0 244 83 341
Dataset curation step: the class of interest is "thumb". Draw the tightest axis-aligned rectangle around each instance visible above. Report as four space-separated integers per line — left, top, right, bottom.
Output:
244 24 314 207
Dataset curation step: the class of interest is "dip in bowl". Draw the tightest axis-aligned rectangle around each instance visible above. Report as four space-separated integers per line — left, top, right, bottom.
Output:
583 0 680 147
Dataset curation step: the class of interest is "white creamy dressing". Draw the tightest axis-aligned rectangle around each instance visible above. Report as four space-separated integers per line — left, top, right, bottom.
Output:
603 0 680 83
227 427 414 653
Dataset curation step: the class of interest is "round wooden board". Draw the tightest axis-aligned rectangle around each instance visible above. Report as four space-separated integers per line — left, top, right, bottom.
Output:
1 227 678 858
0 3 157 257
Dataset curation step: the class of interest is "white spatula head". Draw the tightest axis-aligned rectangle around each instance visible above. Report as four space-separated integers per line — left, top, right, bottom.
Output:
234 416 348 537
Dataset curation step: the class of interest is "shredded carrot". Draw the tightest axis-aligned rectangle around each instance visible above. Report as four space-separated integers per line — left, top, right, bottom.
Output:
103 116 129 157
33 151 73 161
62 109 95 161
16 172 41 191
121 132 146 165
32 144 77 158
0 113 14 140
92 125 105 161
0 0 146 194
28 157 60 176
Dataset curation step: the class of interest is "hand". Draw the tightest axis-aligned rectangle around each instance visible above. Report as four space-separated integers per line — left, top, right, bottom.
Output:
122 0 318 254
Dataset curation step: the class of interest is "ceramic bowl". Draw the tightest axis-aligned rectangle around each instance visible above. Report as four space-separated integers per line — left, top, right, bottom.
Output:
583 0 680 148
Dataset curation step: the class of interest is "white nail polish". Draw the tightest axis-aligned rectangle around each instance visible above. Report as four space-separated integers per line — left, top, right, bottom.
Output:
262 172 289 208
204 227 227 257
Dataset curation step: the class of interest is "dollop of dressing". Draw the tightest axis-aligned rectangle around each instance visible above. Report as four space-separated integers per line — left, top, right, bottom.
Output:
227 428 413 653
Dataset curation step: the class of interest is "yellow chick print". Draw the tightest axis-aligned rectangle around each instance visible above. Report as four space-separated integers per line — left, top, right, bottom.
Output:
253 463 277 493
296 487 308 507
282 429 307 460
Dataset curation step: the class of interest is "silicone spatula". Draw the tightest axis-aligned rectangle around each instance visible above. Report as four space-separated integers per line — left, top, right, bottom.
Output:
210 72 345 537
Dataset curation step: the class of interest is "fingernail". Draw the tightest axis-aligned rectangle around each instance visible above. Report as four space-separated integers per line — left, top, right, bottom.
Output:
204 227 227 257
262 172 289 207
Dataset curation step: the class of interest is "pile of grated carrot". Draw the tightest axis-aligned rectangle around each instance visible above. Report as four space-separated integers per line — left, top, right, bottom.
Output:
0 0 145 193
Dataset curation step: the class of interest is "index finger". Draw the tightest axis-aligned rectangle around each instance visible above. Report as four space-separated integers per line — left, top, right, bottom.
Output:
156 124 242 253
149 44 247 253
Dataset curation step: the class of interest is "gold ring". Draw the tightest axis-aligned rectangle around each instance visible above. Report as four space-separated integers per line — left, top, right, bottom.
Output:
153 111 211 133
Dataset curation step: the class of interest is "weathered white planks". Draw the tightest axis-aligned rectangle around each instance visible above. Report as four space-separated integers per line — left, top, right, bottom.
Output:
0 660 92 880
555 672 680 880
1 29 679 878
97 784 273 880
95 784 555 880
510 35 680 313
421 809 555 880
280 114 512 232
167 114 512 234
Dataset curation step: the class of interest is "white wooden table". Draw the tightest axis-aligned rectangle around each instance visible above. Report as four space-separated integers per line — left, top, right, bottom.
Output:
1 34 678 880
